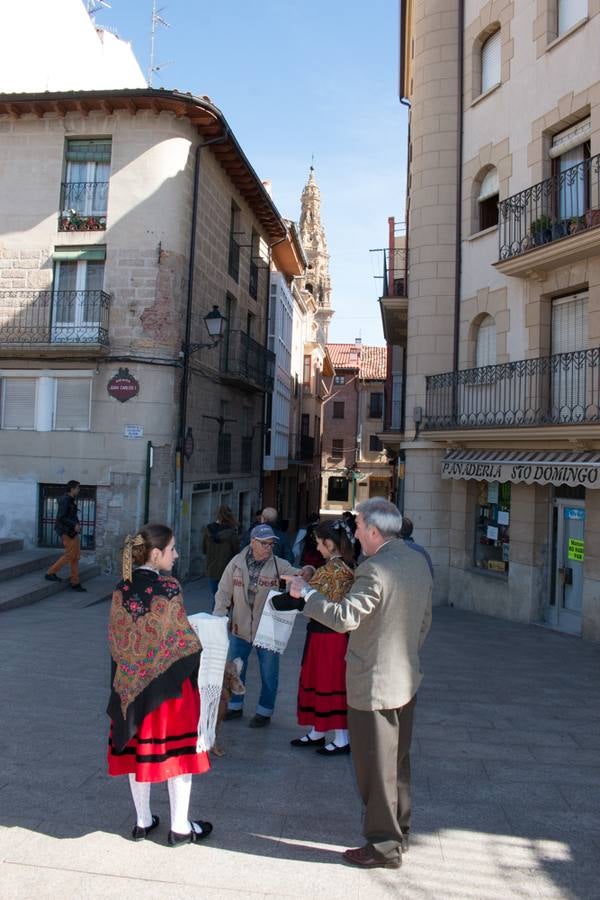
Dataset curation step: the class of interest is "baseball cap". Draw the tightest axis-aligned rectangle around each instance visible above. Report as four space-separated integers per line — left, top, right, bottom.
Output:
250 524 277 542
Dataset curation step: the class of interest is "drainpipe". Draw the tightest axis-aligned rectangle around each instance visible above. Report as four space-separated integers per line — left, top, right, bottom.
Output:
452 0 465 385
178 130 229 507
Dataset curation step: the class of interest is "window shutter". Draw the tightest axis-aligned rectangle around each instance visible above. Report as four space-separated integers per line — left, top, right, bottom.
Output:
552 294 588 354
558 0 587 35
65 139 112 163
476 317 497 367
2 379 36 428
481 29 501 93
478 169 499 202
550 118 591 158
54 379 91 430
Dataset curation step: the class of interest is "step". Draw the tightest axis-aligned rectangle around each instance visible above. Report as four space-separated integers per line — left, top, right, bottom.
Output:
0 560 102 613
0 538 24 555
0 549 62 582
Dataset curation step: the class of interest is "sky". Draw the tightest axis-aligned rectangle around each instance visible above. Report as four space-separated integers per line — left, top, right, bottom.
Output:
91 0 407 346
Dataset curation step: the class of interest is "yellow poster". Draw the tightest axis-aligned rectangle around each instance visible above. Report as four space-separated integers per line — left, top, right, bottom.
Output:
568 538 584 562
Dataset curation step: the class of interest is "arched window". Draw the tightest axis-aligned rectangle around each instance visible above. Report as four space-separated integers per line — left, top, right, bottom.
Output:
477 167 499 230
475 315 497 368
481 29 501 94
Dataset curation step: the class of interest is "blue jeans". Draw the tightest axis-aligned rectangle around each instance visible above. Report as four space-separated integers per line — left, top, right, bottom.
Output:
227 633 280 718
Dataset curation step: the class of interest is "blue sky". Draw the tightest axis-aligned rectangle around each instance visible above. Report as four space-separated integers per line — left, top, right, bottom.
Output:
94 0 407 345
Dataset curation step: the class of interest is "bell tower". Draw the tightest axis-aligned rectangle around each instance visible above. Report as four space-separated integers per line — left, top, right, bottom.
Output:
299 166 333 344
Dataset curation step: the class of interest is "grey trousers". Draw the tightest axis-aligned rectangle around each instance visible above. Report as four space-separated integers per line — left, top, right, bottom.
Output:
348 695 416 859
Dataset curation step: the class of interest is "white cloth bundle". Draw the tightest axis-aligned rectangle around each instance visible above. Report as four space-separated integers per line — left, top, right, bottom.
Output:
253 590 298 654
187 613 229 752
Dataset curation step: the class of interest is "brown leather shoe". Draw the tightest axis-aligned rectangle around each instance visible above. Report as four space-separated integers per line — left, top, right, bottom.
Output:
342 843 401 869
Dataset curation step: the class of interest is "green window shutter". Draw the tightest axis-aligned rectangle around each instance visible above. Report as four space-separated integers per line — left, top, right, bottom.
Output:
65 139 112 163
53 247 106 262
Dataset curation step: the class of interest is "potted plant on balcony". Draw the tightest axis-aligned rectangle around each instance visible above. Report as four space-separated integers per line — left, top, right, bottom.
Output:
568 215 586 234
530 215 552 245
59 209 107 231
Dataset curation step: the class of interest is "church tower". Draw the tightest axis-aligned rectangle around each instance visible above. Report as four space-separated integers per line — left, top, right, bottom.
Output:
299 166 333 345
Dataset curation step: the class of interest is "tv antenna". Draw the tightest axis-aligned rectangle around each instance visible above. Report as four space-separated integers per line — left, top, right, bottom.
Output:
87 0 112 16
148 1 173 86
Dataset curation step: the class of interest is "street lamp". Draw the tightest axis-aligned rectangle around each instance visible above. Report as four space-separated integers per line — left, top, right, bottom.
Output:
186 305 227 354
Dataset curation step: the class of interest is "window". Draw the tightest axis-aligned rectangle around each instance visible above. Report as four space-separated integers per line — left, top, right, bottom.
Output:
369 434 383 452
60 138 111 231
303 355 312 391
369 392 383 418
1 378 35 429
52 247 106 342
300 413 310 437
333 401 345 419
558 0 587 35
334 375 345 385
54 379 92 430
474 481 510 574
249 230 259 300
475 316 497 368
327 476 349 502
241 435 253 473
480 29 501 94
331 439 344 459
217 432 232 473
550 120 590 220
0 372 93 431
228 202 240 282
551 292 588 416
477 168 499 230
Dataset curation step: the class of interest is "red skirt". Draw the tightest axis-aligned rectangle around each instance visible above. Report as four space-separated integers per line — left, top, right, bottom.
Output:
297 631 349 730
108 678 210 783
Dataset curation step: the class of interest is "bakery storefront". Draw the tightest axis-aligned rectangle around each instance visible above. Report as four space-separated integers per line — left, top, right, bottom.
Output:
441 449 600 640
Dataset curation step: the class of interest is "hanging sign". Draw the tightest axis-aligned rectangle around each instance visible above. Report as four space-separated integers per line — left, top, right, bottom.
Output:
567 538 584 562
107 368 140 403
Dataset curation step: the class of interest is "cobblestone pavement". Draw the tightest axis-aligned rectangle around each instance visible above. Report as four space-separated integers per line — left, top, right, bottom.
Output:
1 579 599 899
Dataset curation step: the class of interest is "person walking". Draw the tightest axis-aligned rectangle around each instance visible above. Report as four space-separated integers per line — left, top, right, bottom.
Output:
291 513 319 566
400 515 434 577
277 498 432 870
202 505 240 607
213 524 311 728
45 479 87 592
107 523 213 846
289 520 355 755
260 507 294 563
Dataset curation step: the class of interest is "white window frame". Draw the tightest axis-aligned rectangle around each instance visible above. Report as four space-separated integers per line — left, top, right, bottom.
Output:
481 29 501 94
475 316 497 368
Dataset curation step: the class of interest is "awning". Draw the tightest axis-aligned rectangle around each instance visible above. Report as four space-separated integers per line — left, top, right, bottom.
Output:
441 449 600 489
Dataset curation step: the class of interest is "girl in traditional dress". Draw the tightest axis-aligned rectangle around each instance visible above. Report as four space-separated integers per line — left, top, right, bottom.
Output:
107 524 213 846
289 520 355 755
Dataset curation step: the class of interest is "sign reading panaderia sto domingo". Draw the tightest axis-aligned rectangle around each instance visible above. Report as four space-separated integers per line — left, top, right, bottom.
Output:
441 450 600 488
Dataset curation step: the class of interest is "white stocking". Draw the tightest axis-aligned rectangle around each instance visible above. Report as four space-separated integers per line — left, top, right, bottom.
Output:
307 727 326 740
334 729 349 747
128 774 153 828
167 774 192 835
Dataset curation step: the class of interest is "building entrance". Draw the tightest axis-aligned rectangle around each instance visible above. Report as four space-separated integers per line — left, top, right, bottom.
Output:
548 499 585 635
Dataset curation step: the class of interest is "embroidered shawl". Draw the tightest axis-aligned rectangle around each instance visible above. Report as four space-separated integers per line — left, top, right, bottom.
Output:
309 556 354 602
108 570 201 719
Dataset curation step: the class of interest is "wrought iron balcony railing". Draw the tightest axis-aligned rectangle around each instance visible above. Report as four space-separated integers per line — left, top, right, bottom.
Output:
288 433 315 461
498 154 600 261
371 247 408 298
59 181 108 231
221 330 275 392
0 290 110 345
424 347 600 430
228 235 240 281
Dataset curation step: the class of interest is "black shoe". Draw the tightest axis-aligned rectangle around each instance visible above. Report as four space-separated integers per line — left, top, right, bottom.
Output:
131 815 160 842
249 714 271 728
223 708 243 721
401 828 409 852
70 583 87 592
168 820 213 846
45 573 61 582
316 742 351 756
290 734 326 748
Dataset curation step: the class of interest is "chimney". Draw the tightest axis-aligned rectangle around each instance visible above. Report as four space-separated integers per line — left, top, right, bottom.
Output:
355 337 362 346
262 179 273 197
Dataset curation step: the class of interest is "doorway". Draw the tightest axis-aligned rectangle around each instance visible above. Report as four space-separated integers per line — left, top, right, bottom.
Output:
548 498 585 635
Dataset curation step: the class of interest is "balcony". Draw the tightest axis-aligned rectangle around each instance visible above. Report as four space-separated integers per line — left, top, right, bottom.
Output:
221 330 275 392
495 154 600 277
59 182 108 231
0 290 110 357
424 347 600 437
288 433 315 463
372 243 408 345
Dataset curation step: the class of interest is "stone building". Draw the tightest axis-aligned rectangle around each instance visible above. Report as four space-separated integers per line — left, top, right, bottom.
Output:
0 86 299 578
387 0 600 639
321 342 391 514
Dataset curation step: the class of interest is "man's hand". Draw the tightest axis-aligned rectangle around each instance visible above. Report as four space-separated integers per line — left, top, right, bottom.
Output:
283 574 309 598
298 565 315 581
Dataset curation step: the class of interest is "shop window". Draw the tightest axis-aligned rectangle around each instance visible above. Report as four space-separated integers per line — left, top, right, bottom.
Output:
474 481 510 574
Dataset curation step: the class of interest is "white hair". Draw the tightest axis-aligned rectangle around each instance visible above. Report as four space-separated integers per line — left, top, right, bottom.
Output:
356 498 403 539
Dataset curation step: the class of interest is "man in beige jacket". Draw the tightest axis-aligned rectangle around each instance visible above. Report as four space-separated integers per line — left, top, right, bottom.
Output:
281 497 432 870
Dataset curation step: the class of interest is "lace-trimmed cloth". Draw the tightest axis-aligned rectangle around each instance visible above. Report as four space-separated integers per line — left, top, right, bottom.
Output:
109 571 201 718
187 613 229 752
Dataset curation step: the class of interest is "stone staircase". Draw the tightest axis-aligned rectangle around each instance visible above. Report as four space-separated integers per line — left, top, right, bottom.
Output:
0 538 114 613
